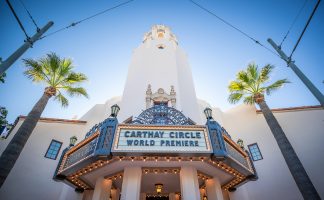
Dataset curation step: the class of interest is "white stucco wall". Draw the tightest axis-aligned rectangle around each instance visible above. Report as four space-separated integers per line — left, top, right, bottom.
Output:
0 119 87 200
80 96 122 130
220 104 324 200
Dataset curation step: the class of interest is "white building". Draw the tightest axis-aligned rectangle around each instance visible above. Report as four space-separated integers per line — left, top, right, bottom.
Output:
0 25 323 200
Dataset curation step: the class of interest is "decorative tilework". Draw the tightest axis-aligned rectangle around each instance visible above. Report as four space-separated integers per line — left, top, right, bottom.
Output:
132 105 194 125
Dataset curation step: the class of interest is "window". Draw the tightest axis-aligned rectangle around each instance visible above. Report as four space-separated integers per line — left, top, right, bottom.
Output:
45 140 62 160
248 143 263 161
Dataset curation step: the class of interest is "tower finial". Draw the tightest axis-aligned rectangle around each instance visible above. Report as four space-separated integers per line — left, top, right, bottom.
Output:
142 25 178 45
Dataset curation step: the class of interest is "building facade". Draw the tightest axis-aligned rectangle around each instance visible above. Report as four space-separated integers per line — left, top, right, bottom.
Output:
0 25 323 200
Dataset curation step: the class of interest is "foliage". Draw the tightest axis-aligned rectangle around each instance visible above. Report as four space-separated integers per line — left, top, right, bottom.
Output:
23 53 89 107
0 107 8 127
0 72 6 83
228 63 289 104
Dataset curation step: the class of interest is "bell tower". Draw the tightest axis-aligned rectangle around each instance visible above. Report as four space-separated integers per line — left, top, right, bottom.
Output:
119 25 201 124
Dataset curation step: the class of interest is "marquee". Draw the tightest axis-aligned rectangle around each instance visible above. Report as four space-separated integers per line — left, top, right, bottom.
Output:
112 124 213 154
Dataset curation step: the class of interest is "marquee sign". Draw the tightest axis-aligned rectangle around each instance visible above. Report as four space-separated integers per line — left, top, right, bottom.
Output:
112 124 212 154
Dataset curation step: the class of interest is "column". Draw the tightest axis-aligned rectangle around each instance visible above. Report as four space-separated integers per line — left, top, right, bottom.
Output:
120 167 142 200
200 188 206 199
169 193 176 200
205 178 224 200
140 193 146 200
92 177 112 200
111 188 120 200
180 166 200 200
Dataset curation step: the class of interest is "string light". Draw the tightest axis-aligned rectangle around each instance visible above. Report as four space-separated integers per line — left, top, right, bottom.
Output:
65 156 248 190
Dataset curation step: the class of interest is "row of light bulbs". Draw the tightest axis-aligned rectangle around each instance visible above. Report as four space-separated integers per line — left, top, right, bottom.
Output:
67 156 247 190
118 156 208 162
142 168 180 174
146 194 174 198
206 160 246 190
69 159 113 189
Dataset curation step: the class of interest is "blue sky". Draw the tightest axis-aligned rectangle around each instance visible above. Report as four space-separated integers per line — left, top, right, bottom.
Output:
1 0 323 123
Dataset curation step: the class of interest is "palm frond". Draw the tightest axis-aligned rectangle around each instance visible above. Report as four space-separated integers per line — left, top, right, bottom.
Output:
23 53 89 108
63 72 88 85
228 81 245 92
265 79 290 95
53 59 73 86
228 92 243 104
237 70 250 84
247 63 259 81
47 53 61 75
258 64 274 83
54 93 69 107
227 63 288 105
64 87 89 98
243 95 255 105
23 58 50 83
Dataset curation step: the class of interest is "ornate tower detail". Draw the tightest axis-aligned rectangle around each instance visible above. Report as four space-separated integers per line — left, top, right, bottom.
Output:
170 85 176 107
145 84 152 109
120 25 201 123
145 85 177 109
143 25 178 46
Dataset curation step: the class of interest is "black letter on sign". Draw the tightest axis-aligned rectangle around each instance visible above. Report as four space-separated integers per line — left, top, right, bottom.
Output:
127 140 133 146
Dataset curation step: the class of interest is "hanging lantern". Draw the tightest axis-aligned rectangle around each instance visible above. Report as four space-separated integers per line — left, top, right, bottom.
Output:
69 136 77 146
203 107 212 119
155 183 163 194
237 139 244 149
110 104 120 117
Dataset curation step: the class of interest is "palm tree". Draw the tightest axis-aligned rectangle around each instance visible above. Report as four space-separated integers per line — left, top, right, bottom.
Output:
0 53 88 188
228 63 320 199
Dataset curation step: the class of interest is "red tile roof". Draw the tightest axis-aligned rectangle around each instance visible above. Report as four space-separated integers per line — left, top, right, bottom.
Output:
256 105 323 113
17 115 87 124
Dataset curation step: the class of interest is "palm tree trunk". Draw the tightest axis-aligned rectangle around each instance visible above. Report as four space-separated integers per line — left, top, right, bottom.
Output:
0 92 51 188
258 100 320 199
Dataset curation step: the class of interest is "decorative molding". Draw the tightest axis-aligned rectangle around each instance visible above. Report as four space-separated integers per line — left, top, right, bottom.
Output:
142 25 178 45
146 85 176 109
133 104 194 125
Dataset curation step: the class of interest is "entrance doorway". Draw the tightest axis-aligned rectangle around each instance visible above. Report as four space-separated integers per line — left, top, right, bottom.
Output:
141 168 180 199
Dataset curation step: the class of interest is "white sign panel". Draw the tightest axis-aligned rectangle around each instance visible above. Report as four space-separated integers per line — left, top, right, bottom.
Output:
112 125 212 153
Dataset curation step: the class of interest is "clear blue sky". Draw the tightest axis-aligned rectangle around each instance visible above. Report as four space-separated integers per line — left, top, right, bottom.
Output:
1 0 323 123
